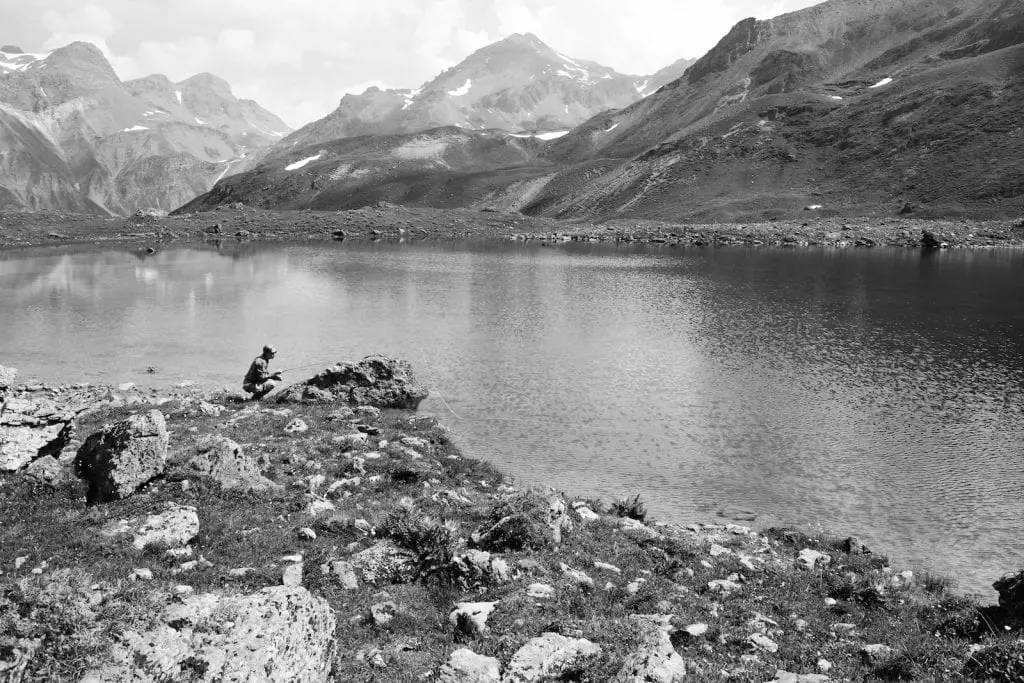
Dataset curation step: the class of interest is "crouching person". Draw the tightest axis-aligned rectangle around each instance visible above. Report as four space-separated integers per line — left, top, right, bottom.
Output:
243 344 282 400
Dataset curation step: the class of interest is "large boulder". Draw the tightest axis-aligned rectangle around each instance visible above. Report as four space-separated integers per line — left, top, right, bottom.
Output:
277 355 428 409
0 388 75 472
83 586 336 682
995 570 1024 624
74 410 168 503
185 435 279 492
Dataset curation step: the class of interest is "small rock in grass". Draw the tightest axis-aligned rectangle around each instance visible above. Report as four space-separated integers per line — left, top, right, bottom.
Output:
228 567 254 577
504 633 602 682
371 600 398 626
797 548 831 570
710 543 731 557
685 623 708 637
861 643 896 664
748 633 779 653
330 561 359 589
527 583 555 599
770 671 831 683
708 579 741 593
281 553 303 563
817 658 832 673
283 418 308 435
14 556 29 570
450 601 499 636
438 648 500 683
307 499 336 516
832 622 857 636
130 568 153 581
298 527 317 540
594 561 621 574
282 563 304 586
559 563 594 589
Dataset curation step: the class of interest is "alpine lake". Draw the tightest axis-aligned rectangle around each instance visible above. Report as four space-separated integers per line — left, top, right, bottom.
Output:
2 238 1022 597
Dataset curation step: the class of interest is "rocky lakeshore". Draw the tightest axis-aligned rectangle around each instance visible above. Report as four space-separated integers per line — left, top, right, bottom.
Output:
1 359 1023 682
2 204 1023 253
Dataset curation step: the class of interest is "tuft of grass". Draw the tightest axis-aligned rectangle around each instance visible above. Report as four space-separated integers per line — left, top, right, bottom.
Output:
609 494 647 523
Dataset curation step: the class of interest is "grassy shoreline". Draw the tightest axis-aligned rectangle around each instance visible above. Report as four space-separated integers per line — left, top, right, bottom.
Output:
2 381 1022 681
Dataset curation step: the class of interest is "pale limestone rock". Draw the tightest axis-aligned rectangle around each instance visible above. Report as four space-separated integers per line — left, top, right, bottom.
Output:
186 436 278 492
617 517 661 541
612 615 687 682
769 671 831 683
329 560 359 589
594 561 622 574
439 648 501 683
503 633 601 682
75 410 168 503
559 562 594 589
748 633 779 653
527 583 555 599
450 601 498 636
352 541 416 584
23 454 63 485
84 586 335 682
371 601 398 626
101 503 199 551
284 418 308 434
282 563 304 586
861 643 895 664
797 548 831 570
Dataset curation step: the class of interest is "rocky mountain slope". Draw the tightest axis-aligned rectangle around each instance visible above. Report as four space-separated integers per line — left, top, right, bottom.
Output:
271 34 693 158
0 43 289 215
191 0 1023 221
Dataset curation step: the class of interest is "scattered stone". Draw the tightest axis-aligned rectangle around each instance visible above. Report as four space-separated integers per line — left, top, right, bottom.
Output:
329 560 359 589
708 579 742 594
284 418 309 434
197 400 223 417
452 550 512 584
101 503 200 550
74 410 168 503
560 562 594 589
325 407 356 421
613 614 687 682
817 659 832 673
1 389 75 472
685 623 708 637
504 632 602 683
617 516 661 541
282 562 304 586
438 648 501 683
594 561 622 574
298 527 317 540
861 643 896 665
333 432 368 449
23 454 63 486
797 548 831 570
747 633 779 653
450 601 499 636
351 541 416 584
186 435 278 492
85 586 335 681
574 505 600 522
307 499 336 516
710 543 731 557
130 568 154 581
527 583 555 599
831 623 857 636
371 600 399 626
769 671 831 683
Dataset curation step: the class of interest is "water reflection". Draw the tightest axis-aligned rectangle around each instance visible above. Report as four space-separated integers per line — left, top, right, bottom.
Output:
2 241 1023 595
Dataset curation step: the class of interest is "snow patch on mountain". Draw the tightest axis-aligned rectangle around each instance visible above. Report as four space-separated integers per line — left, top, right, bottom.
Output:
285 153 322 171
448 79 472 97
869 77 893 88
121 125 149 132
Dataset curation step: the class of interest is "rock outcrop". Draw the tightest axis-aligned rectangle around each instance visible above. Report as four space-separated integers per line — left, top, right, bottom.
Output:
613 615 687 682
100 502 199 550
0 368 75 472
277 355 428 409
74 410 169 503
185 435 278 492
83 586 335 682
503 632 602 682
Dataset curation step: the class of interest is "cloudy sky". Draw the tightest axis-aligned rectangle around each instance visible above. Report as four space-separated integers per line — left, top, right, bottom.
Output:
5 0 822 128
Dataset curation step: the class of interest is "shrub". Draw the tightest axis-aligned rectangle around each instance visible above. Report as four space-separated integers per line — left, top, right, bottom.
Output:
610 494 647 522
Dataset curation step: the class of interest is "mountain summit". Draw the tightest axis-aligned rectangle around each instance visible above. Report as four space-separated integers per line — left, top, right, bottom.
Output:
272 34 692 156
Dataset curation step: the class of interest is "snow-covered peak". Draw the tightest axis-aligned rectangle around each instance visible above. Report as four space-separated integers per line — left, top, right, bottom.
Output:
0 48 51 73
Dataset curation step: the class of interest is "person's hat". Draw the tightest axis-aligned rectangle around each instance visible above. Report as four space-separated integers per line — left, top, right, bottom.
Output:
263 344 277 355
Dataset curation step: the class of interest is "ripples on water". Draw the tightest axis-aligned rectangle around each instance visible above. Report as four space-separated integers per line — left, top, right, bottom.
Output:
1 241 1022 596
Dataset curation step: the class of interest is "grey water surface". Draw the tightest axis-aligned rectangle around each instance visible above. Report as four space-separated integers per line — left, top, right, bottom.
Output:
2 239 1022 596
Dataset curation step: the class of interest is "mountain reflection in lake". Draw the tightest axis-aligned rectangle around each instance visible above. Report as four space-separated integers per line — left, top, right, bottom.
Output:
2 240 1022 596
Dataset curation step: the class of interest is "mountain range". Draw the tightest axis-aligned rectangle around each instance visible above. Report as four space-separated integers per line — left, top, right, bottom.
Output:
0 42 289 215
185 0 1024 221
272 33 694 157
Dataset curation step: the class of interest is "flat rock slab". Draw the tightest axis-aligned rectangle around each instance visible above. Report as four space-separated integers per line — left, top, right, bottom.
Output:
83 585 335 682
186 435 278 492
101 503 200 550
503 632 602 682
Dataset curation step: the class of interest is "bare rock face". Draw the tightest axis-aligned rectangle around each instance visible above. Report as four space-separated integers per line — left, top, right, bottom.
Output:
83 586 335 682
185 435 278 492
74 410 168 503
503 632 602 682
0 378 75 471
277 355 428 409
